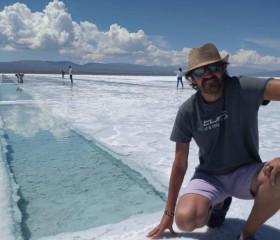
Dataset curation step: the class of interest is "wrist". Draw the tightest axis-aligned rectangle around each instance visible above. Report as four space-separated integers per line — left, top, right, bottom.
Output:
164 210 175 217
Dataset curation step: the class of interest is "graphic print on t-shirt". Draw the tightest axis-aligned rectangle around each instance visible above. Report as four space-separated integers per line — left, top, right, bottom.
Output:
202 110 228 131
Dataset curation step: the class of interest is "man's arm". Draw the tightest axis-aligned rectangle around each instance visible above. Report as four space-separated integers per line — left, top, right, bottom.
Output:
263 78 280 186
264 79 280 100
166 142 190 213
147 142 189 239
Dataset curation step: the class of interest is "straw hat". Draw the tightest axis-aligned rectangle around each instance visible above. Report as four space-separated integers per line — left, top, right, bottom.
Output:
185 43 229 77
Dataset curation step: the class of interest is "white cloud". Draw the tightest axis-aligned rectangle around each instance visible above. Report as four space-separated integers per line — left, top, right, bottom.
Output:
244 37 280 49
0 1 74 50
229 49 280 70
139 46 189 66
0 0 187 66
62 23 151 62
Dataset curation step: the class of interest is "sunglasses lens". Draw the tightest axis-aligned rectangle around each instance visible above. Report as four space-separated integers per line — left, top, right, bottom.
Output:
192 63 221 77
208 63 220 72
193 68 205 76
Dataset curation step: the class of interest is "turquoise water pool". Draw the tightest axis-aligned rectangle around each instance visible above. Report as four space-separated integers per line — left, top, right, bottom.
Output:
0 78 165 239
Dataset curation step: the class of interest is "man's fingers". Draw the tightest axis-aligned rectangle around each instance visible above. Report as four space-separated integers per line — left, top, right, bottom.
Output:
147 225 164 239
264 159 280 186
269 168 280 186
263 163 273 176
147 226 159 237
147 215 175 239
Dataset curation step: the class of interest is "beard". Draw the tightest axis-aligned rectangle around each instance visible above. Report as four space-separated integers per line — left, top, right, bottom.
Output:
200 75 223 94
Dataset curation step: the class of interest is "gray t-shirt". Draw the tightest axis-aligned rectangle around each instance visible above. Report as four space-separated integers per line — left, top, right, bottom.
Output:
170 76 271 175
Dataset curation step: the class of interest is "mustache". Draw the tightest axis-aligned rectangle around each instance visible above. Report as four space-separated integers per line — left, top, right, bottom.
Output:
202 76 219 85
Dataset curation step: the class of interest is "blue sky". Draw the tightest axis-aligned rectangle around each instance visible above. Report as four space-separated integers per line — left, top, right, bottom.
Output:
0 0 280 71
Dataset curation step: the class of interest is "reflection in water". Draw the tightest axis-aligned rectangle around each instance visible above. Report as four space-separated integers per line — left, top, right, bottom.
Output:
2 105 70 139
0 82 70 138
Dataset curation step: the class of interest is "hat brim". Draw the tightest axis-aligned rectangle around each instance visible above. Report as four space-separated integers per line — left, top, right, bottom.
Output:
185 54 229 77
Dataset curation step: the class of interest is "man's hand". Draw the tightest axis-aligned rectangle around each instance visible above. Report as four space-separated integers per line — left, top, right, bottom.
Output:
263 157 280 186
147 214 176 239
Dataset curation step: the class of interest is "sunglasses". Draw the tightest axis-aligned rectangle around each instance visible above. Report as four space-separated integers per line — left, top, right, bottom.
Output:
192 62 222 77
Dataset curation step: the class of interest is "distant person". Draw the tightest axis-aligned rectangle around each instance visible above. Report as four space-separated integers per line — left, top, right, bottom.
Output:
147 43 280 240
69 66 73 84
15 73 24 83
15 73 19 82
19 73 24 83
62 70 65 79
176 68 184 88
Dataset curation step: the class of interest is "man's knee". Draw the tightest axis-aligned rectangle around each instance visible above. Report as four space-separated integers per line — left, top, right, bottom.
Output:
175 206 209 232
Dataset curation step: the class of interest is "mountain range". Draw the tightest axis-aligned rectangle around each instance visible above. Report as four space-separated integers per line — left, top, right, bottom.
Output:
0 60 279 77
0 60 175 75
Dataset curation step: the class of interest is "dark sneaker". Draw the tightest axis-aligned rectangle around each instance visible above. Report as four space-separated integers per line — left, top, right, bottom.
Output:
237 234 257 240
207 196 232 228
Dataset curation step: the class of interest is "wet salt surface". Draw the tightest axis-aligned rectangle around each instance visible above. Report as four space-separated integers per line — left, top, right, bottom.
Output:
0 74 280 240
0 79 165 239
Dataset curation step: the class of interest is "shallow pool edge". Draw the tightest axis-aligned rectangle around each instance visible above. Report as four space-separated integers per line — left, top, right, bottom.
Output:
0 118 23 240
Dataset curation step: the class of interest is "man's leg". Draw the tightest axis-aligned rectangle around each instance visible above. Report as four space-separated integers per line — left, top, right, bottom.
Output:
175 172 228 232
240 164 280 238
207 196 232 228
175 193 212 232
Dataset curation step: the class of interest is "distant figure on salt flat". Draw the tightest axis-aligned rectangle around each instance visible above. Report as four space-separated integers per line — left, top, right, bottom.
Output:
15 73 24 83
69 66 73 84
62 70 65 79
176 67 184 88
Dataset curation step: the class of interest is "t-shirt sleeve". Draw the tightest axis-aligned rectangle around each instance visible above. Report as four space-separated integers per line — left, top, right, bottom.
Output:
170 107 192 143
239 76 272 109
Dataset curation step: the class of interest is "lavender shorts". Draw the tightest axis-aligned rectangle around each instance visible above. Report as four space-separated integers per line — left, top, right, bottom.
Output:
181 162 263 206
